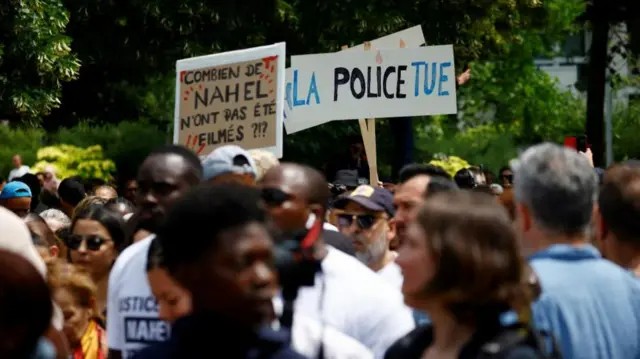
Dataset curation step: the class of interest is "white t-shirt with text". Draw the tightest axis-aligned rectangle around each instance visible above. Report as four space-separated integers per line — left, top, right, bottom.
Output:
107 235 169 358
294 246 415 359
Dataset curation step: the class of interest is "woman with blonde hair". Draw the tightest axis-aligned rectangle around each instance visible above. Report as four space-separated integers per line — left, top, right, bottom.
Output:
53 263 107 359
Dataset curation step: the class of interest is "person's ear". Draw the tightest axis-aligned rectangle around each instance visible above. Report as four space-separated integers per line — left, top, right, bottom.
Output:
49 245 59 258
516 202 532 233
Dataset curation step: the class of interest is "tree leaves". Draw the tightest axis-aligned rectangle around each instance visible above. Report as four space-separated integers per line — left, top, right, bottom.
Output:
0 0 80 121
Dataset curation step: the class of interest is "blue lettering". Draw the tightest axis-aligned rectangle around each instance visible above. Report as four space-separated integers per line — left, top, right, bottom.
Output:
285 81 293 110
438 62 451 96
411 61 439 96
306 73 320 105
411 61 424 97
292 70 305 107
425 63 438 95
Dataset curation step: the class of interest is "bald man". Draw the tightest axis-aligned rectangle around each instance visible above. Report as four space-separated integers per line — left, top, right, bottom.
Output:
261 164 414 359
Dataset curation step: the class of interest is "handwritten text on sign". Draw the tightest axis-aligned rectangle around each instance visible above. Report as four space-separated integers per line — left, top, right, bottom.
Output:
287 45 457 121
177 56 279 155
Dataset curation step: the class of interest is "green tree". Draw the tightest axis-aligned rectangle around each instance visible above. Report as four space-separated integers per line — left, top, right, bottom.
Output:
0 0 80 122
32 144 116 181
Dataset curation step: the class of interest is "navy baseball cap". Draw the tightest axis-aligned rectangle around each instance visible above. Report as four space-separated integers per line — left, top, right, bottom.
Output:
0 181 32 200
333 185 395 217
201 145 257 181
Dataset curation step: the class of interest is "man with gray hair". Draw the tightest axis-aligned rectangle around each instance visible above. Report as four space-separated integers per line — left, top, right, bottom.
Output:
513 143 640 359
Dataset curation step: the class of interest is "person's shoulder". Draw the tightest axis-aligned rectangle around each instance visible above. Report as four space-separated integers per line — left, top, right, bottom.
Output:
499 346 542 359
130 342 171 359
322 231 355 256
325 247 403 295
112 235 155 274
256 326 306 359
271 347 307 359
384 326 431 359
293 313 374 358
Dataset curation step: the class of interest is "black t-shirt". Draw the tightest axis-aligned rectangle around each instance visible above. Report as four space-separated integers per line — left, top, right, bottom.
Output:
384 325 541 359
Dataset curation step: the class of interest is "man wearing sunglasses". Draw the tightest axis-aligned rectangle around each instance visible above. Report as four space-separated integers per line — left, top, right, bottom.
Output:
499 166 514 187
261 164 414 359
332 185 402 287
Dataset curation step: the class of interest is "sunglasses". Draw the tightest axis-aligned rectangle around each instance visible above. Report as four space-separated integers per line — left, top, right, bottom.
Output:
65 235 109 251
336 213 379 230
500 174 514 183
261 188 293 207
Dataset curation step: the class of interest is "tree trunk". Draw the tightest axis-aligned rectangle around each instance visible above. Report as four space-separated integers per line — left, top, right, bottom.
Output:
585 0 609 167
390 117 414 180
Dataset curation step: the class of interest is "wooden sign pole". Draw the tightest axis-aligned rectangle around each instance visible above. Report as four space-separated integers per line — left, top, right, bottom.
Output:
341 43 379 186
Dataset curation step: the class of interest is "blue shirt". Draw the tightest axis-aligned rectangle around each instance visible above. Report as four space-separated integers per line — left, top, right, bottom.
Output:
530 244 640 359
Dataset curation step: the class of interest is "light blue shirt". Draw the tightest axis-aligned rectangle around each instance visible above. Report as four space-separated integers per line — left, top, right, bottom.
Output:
530 244 640 359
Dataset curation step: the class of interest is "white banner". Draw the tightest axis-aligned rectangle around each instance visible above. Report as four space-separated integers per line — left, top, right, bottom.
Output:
286 45 457 126
283 26 426 134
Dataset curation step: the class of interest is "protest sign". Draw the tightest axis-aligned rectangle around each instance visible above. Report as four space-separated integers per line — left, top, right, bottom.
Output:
283 26 426 134
174 43 286 158
287 45 456 124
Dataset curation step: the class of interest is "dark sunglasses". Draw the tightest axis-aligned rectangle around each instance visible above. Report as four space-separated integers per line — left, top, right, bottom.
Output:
500 174 514 183
65 235 109 251
337 213 379 230
261 188 293 207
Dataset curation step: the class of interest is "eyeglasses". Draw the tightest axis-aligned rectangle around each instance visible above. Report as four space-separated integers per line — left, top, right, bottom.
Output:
65 235 109 251
261 188 293 207
336 213 380 230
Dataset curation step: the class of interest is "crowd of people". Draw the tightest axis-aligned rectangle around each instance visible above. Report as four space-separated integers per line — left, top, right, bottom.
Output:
0 141 639 359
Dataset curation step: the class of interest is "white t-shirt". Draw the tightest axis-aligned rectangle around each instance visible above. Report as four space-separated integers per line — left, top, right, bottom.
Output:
294 246 415 359
8 165 30 181
107 235 170 358
273 299 373 359
377 261 403 290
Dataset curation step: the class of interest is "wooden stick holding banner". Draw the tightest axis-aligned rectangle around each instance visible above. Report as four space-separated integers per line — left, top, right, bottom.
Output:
341 43 378 186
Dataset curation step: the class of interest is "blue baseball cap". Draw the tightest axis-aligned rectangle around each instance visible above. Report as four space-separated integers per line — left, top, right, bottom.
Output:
0 181 32 200
333 185 395 217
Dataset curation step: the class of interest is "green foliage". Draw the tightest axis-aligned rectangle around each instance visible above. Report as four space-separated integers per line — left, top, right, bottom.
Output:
429 156 470 178
0 125 44 178
32 144 115 181
52 121 168 178
418 121 521 173
0 0 80 121
612 102 640 160
458 62 586 144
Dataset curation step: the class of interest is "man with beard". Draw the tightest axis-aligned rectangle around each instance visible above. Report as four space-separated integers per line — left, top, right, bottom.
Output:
261 164 414 359
332 185 401 288
107 145 203 359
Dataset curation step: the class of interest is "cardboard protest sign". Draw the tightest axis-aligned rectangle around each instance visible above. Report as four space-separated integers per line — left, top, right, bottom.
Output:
287 45 457 123
174 43 286 158
283 26 426 134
